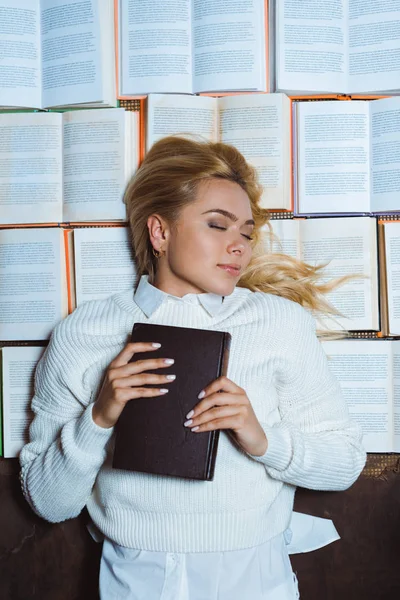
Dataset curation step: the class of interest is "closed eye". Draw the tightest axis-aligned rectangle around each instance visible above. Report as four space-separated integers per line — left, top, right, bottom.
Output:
209 223 253 240
208 223 227 231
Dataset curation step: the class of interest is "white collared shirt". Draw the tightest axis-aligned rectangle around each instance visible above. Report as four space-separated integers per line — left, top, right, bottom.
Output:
133 275 224 318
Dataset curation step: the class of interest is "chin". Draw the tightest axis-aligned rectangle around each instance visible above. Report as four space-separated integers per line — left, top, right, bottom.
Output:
208 280 237 297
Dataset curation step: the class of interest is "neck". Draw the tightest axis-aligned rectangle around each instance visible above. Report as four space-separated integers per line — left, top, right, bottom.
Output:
150 267 205 298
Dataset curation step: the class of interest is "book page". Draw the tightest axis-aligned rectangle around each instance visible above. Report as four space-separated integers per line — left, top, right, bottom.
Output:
266 0 276 91
73 227 136 305
0 0 41 108
296 101 371 215
349 0 400 93
268 219 300 258
1 346 44 458
192 0 266 93
393 341 400 451
0 228 67 340
322 340 393 452
0 112 63 225
219 94 291 210
383 222 400 335
40 0 103 108
276 0 347 93
119 0 192 95
62 109 133 222
146 94 217 150
96 0 116 107
300 217 379 331
370 97 400 212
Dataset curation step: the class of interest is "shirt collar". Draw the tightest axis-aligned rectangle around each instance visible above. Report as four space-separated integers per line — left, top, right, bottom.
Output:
134 275 224 318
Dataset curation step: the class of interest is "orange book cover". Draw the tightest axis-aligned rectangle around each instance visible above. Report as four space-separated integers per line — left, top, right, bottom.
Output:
63 228 74 314
289 94 388 101
0 223 62 229
376 219 400 338
138 97 146 162
67 222 128 227
377 220 390 338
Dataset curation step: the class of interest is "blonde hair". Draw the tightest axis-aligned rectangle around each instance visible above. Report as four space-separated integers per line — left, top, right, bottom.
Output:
124 136 349 333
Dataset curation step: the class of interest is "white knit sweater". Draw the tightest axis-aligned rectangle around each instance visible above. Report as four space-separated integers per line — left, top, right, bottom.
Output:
19 276 366 552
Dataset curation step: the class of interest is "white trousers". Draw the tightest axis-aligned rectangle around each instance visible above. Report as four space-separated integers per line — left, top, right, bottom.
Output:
99 533 300 600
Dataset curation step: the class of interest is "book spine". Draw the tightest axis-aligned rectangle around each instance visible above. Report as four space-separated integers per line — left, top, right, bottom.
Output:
205 333 232 480
378 222 389 337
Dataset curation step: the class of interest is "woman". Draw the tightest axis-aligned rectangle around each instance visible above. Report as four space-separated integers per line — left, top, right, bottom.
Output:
20 136 366 599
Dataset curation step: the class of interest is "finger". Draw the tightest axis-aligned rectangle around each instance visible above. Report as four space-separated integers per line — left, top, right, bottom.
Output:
113 386 170 405
184 405 241 429
109 357 175 379
110 342 162 369
189 414 245 434
188 391 242 419
112 372 176 389
197 376 242 400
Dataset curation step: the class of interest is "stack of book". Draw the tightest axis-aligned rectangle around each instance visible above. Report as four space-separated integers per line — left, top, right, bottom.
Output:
2 0 400 458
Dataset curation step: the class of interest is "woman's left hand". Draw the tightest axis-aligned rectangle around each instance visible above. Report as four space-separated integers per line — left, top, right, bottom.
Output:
184 376 268 457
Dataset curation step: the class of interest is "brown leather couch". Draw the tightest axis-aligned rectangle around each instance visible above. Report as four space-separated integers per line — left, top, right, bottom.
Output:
1 458 399 599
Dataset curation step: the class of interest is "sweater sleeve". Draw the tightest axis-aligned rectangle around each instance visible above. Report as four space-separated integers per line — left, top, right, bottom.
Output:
248 303 366 491
19 318 114 523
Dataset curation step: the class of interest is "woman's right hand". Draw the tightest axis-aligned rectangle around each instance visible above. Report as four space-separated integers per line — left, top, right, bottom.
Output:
92 342 175 429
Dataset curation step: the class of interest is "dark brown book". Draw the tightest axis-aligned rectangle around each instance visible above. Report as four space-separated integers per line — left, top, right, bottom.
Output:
112 322 231 480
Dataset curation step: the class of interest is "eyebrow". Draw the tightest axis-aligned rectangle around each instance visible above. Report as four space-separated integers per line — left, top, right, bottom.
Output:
201 209 255 226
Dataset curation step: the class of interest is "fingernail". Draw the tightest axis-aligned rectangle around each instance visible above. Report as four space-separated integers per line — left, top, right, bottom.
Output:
191 426 199 432
198 390 205 399
186 410 194 419
184 419 193 426
164 359 174 365
159 388 169 394
166 374 176 380
152 343 161 348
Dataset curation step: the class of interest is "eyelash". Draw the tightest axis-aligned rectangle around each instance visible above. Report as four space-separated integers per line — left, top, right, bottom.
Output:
209 223 253 241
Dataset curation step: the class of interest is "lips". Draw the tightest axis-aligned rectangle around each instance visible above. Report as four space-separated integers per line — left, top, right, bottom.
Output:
217 264 241 276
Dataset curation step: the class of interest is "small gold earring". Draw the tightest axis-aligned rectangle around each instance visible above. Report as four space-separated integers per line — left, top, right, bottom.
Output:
152 247 162 258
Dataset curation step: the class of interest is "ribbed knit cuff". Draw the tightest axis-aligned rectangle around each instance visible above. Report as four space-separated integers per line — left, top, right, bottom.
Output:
72 403 114 457
248 424 293 472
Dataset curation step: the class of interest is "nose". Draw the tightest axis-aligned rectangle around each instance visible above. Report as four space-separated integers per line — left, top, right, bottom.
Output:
227 237 245 255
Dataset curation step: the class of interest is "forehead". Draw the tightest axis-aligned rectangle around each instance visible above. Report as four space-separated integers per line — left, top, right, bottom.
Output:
192 179 253 217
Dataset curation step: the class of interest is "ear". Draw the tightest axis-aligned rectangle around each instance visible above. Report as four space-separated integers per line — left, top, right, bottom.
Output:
147 214 170 253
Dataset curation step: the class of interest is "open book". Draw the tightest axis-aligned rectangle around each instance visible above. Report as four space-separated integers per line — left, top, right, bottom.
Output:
146 93 291 210
379 220 400 337
276 0 400 95
0 109 138 225
117 0 269 96
68 226 136 310
294 98 400 216
322 339 400 452
0 228 69 341
0 0 116 109
269 217 379 332
0 226 137 341
0 346 45 458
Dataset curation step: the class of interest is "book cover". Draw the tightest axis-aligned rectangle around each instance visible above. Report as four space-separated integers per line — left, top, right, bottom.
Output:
113 322 231 480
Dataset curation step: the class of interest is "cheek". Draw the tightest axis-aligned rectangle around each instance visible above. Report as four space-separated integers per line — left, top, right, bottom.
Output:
240 244 253 268
176 230 219 260
168 232 206 267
